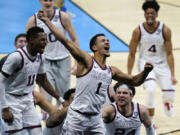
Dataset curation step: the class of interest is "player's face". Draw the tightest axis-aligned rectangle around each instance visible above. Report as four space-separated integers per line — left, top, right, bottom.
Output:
40 0 55 11
15 37 27 49
93 36 110 57
115 88 133 107
144 8 158 26
30 32 47 54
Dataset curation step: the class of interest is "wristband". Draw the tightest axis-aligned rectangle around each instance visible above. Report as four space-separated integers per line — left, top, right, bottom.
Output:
59 97 65 103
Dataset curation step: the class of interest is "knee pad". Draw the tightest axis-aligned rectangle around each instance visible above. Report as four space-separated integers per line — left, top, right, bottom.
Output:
144 80 156 108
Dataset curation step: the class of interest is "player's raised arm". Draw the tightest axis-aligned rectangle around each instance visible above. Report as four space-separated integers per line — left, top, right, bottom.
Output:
111 62 153 86
37 10 92 68
26 15 36 32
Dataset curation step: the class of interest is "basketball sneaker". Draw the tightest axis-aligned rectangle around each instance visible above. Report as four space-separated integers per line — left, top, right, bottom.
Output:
164 102 173 117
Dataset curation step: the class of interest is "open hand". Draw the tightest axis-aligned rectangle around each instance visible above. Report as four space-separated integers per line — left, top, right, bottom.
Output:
171 76 177 85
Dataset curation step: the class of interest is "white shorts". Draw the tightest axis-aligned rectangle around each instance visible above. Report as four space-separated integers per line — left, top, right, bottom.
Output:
3 93 41 133
45 56 71 98
138 59 175 103
44 122 63 135
62 107 105 135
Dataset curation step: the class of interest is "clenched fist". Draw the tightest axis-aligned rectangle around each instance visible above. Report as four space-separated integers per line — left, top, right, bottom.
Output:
37 10 48 22
2 108 14 124
144 62 153 73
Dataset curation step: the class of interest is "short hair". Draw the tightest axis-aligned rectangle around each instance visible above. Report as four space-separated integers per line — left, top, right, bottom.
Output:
63 88 75 101
142 1 160 12
26 26 44 42
14 33 26 43
113 82 136 96
89 33 105 52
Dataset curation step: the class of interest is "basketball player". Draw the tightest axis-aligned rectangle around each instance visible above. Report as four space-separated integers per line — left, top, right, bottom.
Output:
33 89 75 135
26 0 78 102
0 27 63 135
38 10 153 134
0 33 27 72
102 83 157 135
0 33 27 135
127 1 177 125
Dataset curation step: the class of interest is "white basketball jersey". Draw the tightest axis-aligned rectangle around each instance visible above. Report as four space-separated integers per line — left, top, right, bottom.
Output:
105 102 142 135
139 22 166 64
35 10 69 60
102 87 114 107
5 47 42 95
70 59 112 114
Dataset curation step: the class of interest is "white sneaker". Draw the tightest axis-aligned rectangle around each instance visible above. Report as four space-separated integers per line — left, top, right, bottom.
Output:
164 103 173 117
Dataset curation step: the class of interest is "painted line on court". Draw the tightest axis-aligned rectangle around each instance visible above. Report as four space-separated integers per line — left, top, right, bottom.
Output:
159 129 180 135
70 0 129 48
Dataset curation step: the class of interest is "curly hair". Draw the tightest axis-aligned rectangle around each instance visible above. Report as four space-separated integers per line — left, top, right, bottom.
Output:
142 1 160 12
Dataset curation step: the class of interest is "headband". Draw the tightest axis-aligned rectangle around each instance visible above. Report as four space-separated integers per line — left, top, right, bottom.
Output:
118 84 133 95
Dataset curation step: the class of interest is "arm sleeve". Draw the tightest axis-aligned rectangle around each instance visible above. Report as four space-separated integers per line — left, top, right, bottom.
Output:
1 52 22 75
0 73 8 109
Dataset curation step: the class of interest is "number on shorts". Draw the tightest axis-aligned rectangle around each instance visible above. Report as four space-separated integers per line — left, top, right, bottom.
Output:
95 82 102 94
48 33 58 43
27 74 36 86
114 128 135 135
114 128 125 135
148 44 156 53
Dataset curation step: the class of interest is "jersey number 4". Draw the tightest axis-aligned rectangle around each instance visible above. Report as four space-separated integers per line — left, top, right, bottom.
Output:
148 44 156 52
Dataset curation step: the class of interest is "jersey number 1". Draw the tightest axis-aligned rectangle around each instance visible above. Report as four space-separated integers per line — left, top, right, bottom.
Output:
96 82 102 94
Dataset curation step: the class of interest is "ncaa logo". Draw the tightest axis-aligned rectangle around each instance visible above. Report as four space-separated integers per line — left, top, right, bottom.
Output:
156 29 161 35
